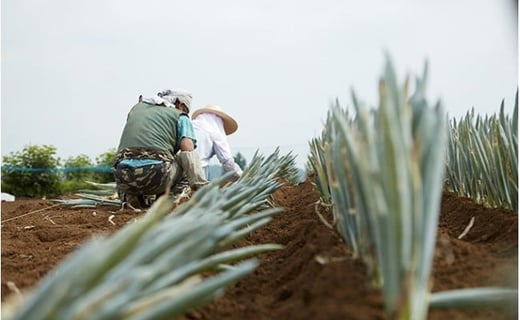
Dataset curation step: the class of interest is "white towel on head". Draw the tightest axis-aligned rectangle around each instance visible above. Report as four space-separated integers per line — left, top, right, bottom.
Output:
141 88 192 113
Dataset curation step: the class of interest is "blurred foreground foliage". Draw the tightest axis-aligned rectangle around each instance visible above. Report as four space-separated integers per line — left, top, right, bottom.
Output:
3 149 298 320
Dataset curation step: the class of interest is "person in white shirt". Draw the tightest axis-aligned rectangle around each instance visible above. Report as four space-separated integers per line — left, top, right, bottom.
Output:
192 104 243 181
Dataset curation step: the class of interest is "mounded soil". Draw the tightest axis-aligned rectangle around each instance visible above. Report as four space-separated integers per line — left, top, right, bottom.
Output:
1 179 518 319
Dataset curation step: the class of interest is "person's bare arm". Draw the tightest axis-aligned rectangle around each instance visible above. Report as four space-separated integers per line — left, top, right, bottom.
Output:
179 137 195 151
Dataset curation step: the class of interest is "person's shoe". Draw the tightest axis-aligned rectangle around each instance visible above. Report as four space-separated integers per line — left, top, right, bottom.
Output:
122 194 146 211
171 174 190 194
169 185 192 205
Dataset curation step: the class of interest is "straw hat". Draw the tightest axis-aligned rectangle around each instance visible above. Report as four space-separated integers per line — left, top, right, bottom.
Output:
192 104 238 135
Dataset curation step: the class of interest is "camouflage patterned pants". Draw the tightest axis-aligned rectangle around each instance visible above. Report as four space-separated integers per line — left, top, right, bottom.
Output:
114 162 182 196
113 148 181 197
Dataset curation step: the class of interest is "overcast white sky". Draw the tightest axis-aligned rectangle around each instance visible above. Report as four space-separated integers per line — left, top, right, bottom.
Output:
2 0 518 167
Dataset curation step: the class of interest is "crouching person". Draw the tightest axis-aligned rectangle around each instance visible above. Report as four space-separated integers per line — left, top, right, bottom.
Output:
192 104 243 182
113 89 207 208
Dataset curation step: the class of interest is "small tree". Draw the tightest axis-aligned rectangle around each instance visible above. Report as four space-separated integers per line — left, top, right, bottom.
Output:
62 154 95 193
94 148 117 183
234 152 247 170
1 145 62 197
63 154 94 181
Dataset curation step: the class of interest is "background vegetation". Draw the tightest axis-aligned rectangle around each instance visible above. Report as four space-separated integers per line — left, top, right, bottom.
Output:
1 147 253 198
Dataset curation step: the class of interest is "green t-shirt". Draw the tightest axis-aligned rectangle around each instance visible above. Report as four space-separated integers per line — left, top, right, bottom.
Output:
117 102 182 156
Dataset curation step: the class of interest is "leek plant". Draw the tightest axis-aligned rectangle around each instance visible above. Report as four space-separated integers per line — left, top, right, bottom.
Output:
268 148 302 186
323 105 363 258
4 150 297 320
308 136 330 203
335 58 448 319
313 56 517 319
308 103 362 254
51 181 120 208
308 107 334 205
444 96 518 211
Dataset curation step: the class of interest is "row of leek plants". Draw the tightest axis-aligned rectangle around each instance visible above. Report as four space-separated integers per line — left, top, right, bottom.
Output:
307 56 517 319
444 96 518 211
3 149 298 320
51 181 121 208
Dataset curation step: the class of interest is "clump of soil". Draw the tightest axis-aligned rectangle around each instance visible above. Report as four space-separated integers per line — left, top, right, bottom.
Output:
1 179 517 319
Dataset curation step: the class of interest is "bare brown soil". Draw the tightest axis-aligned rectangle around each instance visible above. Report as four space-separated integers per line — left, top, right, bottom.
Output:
1 179 518 319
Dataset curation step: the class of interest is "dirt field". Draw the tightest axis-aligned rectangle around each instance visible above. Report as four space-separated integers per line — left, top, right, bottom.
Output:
1 179 518 319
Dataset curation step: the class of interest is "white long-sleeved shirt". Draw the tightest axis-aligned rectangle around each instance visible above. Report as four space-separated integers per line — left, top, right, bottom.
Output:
192 113 243 179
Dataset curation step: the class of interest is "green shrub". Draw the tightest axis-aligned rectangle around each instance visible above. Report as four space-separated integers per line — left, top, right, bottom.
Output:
61 154 98 193
64 154 94 179
234 152 247 170
1 145 62 197
94 148 117 183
